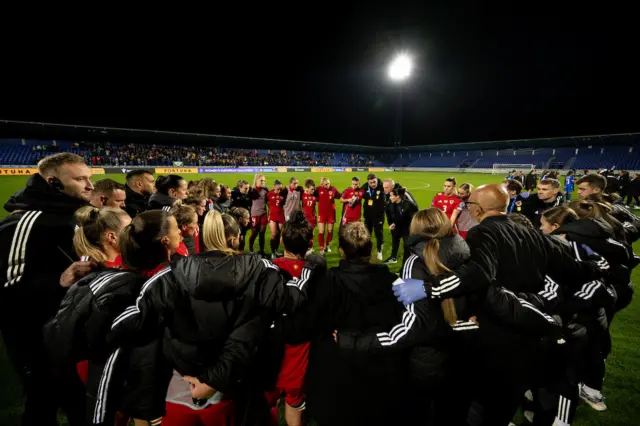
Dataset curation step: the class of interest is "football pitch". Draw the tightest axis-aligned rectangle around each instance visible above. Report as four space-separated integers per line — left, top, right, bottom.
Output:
0 171 638 425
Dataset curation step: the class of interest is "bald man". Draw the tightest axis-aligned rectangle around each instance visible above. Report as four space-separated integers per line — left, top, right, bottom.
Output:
393 184 605 425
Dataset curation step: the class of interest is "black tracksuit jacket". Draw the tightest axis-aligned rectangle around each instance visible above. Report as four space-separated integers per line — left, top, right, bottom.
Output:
361 179 385 224
124 184 149 218
107 252 324 400
274 260 410 426
424 216 604 305
43 269 149 424
338 234 564 386
0 173 89 381
520 193 565 228
230 188 253 211
148 191 177 211
387 198 419 236
555 218 636 312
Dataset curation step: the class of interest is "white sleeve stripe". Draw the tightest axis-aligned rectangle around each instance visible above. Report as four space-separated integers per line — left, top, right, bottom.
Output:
503 288 557 324
402 254 418 279
6 210 43 286
432 276 460 296
389 310 412 340
606 237 626 248
377 304 417 346
572 241 583 261
452 325 479 331
111 267 172 329
575 281 602 300
261 258 280 270
93 348 121 424
90 272 130 295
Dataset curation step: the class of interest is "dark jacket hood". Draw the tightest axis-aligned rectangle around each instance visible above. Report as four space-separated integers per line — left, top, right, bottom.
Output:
148 191 176 207
171 251 269 301
333 260 398 302
555 217 613 240
4 173 89 214
406 234 470 271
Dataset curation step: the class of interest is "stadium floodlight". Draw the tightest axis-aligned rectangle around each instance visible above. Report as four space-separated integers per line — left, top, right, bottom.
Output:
388 53 413 82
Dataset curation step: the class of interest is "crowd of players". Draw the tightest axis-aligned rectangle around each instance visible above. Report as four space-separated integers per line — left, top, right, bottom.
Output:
0 152 638 426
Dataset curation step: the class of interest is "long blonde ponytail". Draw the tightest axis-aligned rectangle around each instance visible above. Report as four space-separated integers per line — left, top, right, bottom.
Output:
411 208 458 325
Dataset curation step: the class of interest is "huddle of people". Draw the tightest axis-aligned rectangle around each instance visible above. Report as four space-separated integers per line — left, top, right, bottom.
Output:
0 152 637 426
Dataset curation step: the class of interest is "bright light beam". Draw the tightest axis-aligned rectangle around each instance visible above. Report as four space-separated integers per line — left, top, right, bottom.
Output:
388 53 413 82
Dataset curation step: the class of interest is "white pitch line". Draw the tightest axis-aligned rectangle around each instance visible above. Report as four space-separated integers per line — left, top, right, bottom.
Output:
406 183 431 190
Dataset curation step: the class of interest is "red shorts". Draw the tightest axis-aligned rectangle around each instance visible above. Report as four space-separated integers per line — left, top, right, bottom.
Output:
318 213 335 224
341 216 360 226
251 215 267 229
269 213 285 224
305 215 317 229
264 387 305 410
163 400 235 426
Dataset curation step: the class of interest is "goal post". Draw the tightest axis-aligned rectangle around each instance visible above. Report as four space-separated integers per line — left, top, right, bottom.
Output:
491 164 535 175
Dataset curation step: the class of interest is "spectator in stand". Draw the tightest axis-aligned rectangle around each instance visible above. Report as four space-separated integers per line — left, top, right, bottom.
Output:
124 169 155 218
149 175 188 211
90 178 127 209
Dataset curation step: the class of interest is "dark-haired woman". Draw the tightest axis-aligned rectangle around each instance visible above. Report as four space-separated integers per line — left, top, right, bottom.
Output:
108 210 325 426
387 186 418 264
228 207 251 252
45 210 182 425
149 174 188 211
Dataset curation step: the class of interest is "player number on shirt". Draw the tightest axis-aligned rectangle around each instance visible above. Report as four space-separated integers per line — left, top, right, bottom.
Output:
442 205 447 213
307 200 313 207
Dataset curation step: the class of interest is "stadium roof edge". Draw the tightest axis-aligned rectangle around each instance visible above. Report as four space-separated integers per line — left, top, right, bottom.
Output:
1 119 639 152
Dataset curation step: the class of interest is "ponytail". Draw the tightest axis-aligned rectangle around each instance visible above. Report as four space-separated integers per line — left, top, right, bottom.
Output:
73 206 129 263
119 210 172 271
202 210 238 255
423 239 457 325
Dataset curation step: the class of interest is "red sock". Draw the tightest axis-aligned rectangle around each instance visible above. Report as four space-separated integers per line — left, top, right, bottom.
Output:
327 231 333 246
319 233 325 250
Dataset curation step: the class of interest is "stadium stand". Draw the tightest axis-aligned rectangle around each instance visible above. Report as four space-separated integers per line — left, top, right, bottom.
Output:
3 138 640 170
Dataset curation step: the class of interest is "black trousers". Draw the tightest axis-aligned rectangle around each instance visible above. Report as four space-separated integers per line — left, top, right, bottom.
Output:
365 217 384 252
626 194 640 207
390 229 409 261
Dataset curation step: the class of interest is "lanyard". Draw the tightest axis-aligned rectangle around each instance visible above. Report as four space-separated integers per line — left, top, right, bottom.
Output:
508 197 517 214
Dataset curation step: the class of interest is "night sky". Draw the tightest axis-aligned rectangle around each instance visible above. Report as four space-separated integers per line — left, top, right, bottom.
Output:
1 6 637 147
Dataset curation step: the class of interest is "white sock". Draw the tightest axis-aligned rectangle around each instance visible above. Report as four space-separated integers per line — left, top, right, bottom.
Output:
582 383 602 398
552 418 570 426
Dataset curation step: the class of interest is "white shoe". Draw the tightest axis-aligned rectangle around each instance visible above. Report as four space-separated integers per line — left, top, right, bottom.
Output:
326 246 332 253
524 389 534 402
305 248 313 257
579 383 607 411
377 251 383 261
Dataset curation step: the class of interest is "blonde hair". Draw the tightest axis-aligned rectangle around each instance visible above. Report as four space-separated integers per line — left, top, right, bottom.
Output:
409 208 457 325
38 152 85 176
202 210 239 255
170 205 198 228
254 174 265 186
73 206 129 263
568 198 625 241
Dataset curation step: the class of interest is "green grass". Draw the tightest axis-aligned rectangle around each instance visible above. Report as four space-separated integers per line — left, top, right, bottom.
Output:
0 171 638 425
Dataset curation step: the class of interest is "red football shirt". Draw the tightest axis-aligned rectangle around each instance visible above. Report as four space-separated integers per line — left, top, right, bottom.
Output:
302 193 317 220
273 257 309 390
431 192 462 219
341 187 365 222
317 186 341 216
267 190 285 220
